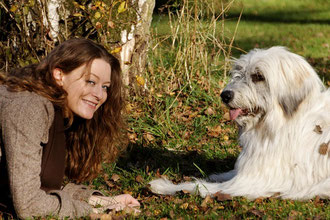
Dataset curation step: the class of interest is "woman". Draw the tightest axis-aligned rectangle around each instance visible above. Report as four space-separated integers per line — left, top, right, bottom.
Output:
0 38 140 218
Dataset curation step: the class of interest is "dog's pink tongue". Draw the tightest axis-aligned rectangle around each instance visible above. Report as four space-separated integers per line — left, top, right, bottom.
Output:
230 109 242 120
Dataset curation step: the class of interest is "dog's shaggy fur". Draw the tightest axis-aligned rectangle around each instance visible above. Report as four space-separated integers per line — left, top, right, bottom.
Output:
149 47 330 200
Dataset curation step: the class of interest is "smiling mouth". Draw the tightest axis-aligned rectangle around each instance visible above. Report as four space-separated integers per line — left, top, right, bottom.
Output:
83 100 98 108
229 108 261 120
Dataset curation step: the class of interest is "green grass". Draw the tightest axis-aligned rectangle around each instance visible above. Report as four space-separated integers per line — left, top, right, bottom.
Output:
86 1 330 219
226 0 330 59
113 1 330 219
226 20 330 58
100 1 330 219
228 0 330 22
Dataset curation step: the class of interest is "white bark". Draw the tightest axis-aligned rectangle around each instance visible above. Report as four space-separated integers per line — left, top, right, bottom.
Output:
40 0 61 39
120 26 136 87
119 0 155 88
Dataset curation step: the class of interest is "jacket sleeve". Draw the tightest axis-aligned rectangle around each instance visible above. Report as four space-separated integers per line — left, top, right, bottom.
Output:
1 94 92 219
61 183 104 201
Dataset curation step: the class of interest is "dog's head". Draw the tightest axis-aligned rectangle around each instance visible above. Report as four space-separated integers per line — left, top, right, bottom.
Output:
221 46 324 131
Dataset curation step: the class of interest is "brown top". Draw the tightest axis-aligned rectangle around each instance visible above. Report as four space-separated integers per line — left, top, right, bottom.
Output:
0 86 101 219
40 106 66 192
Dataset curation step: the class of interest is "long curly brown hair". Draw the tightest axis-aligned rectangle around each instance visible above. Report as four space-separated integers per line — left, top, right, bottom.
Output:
0 38 125 182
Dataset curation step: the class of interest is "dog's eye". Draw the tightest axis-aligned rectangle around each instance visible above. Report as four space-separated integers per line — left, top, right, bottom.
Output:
251 73 265 83
233 75 242 80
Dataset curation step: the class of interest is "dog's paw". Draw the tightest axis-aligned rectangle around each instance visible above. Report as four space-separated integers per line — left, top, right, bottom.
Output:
148 178 177 195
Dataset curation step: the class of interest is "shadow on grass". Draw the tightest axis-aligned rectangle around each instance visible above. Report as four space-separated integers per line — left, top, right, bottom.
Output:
308 58 330 82
228 9 330 25
117 143 237 178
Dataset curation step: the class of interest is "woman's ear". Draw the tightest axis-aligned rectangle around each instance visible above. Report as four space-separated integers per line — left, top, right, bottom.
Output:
52 68 64 86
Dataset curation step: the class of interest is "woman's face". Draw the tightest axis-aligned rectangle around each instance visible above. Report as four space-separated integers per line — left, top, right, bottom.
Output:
54 58 111 119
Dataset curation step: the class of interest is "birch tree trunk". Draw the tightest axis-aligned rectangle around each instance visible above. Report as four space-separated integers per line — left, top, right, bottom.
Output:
41 0 61 40
119 0 155 92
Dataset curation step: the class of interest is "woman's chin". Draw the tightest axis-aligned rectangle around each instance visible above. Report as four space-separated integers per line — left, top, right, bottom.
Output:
74 111 94 120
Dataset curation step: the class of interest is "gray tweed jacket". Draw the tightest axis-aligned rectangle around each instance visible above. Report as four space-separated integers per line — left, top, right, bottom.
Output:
0 86 99 219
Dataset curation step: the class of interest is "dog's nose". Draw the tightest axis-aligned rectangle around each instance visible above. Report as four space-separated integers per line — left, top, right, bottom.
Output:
221 90 234 104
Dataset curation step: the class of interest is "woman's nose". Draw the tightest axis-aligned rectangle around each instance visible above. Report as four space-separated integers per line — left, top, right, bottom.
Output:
92 86 104 101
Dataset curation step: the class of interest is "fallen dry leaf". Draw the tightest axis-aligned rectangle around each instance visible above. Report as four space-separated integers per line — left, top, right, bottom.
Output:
218 80 225 88
127 132 137 143
207 125 222 137
212 205 225 211
169 210 175 219
188 111 199 119
179 202 189 209
254 197 264 204
105 180 115 188
188 203 199 212
183 176 192 181
136 75 145 86
213 191 232 201
313 196 324 207
122 189 133 195
249 208 265 218
153 209 162 216
319 142 329 155
313 125 323 134
223 112 230 121
155 169 161 178
182 131 191 140
108 21 115 28
289 210 301 218
173 198 184 204
95 21 102 29
201 195 213 208
204 107 215 115
135 175 144 183
90 213 112 220
312 215 323 220
143 133 155 142
111 174 120 182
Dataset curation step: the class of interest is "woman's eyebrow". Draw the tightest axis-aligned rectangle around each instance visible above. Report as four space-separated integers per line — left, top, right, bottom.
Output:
90 73 111 84
90 73 100 79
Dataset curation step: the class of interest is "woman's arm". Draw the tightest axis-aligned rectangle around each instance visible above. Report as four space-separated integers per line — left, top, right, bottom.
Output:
1 93 91 218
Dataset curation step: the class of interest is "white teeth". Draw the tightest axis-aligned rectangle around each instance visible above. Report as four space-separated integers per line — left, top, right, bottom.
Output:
85 100 97 106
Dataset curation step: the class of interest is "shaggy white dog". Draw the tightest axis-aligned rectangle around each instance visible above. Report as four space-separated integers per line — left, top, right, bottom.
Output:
149 46 330 200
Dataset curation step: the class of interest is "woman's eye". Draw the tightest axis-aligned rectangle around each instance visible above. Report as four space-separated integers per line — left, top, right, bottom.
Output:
87 80 95 85
102 85 109 91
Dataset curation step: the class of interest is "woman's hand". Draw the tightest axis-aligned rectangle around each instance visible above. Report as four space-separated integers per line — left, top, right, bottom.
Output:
89 194 140 214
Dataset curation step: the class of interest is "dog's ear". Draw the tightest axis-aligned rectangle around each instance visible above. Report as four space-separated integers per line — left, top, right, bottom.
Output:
279 93 306 117
275 50 323 118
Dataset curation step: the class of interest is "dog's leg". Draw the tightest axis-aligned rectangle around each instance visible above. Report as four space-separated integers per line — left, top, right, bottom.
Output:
208 170 236 182
149 178 223 197
281 178 330 200
310 178 330 199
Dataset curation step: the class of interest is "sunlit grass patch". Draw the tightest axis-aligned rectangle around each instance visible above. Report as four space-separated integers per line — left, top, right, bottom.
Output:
90 0 330 219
